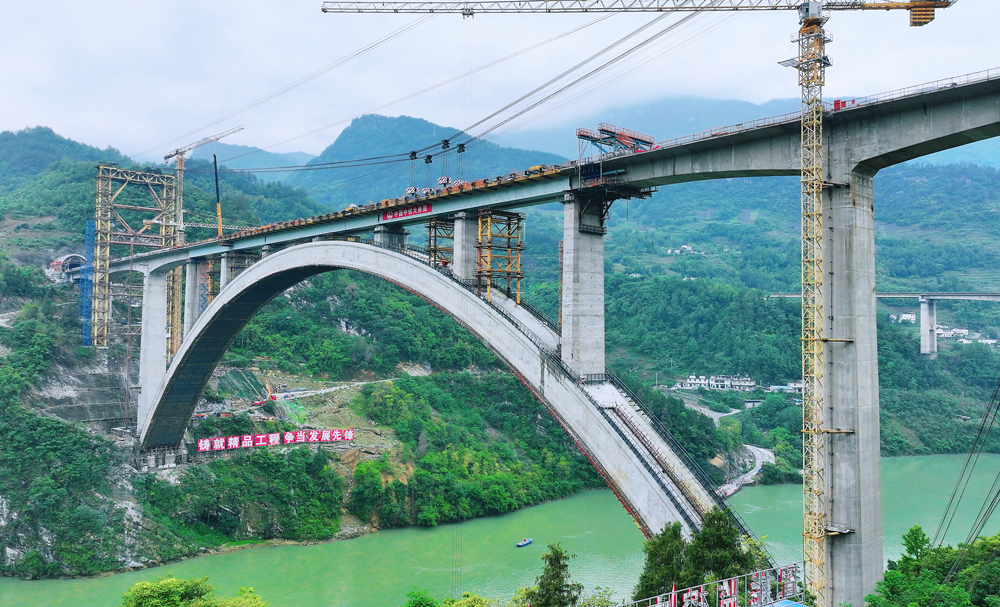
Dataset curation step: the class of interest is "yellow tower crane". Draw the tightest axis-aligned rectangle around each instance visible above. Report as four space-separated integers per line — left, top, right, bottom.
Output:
319 1 956 605
162 125 244 356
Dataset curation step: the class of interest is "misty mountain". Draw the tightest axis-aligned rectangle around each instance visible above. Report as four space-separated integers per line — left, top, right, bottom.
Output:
191 142 315 182
286 114 566 209
494 95 1000 166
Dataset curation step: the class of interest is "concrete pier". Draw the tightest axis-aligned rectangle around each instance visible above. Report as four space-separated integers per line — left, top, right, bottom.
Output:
920 297 938 356
560 193 605 377
823 168 883 607
373 225 408 248
452 212 478 283
138 270 168 426
219 253 231 290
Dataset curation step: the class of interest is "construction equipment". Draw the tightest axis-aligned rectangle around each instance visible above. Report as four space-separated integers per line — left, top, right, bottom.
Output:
162 126 243 355
320 2 956 605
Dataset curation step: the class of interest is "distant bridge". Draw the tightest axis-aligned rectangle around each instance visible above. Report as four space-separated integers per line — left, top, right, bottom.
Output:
772 292 1000 354
71 67 1000 603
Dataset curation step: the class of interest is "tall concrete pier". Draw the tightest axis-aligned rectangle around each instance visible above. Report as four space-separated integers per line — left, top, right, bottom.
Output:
823 167 882 607
560 192 605 377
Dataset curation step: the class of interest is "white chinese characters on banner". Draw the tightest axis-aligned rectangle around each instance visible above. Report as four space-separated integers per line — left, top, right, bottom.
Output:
196 428 357 451
716 578 738 607
382 203 432 221
681 586 708 607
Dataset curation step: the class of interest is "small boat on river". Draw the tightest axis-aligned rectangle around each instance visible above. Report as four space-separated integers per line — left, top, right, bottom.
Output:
516 538 533 547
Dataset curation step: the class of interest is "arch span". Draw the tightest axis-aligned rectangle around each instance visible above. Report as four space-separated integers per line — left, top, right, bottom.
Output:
139 241 718 537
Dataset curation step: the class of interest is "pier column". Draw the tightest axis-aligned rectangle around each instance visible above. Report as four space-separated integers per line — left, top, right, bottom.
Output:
560 192 605 377
138 270 169 429
184 258 211 336
219 253 231 290
452 212 478 283
920 297 938 356
823 168 883 607
373 225 408 249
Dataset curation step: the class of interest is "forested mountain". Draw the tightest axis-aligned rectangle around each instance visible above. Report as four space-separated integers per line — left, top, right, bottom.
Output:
286 114 566 208
0 126 128 191
191 141 314 181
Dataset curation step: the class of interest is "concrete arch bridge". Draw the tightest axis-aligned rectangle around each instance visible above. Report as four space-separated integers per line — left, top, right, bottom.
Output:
135 238 736 540
76 67 1000 607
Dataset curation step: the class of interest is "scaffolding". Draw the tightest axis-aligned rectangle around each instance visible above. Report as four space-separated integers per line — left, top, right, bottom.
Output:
205 256 221 308
227 251 261 282
795 12 830 605
427 218 455 268
79 220 95 346
475 209 524 303
93 166 178 349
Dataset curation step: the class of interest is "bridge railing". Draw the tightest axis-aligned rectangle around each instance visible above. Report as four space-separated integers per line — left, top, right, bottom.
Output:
836 66 1000 112
605 370 771 563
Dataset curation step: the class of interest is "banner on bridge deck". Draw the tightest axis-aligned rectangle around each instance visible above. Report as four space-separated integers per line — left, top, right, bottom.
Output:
196 429 356 452
383 203 431 221
624 562 804 607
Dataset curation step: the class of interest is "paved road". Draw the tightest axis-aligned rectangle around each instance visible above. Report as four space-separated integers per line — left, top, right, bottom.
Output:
717 444 775 497
672 390 741 427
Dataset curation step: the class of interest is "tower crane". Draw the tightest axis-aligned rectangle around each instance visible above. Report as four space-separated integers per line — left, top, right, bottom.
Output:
319 1 956 606
161 125 243 356
164 125 244 243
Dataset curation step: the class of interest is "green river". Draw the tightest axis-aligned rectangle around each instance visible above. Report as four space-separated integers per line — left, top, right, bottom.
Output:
2 454 998 607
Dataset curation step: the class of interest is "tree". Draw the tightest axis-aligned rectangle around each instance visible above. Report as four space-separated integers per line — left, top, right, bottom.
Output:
120 576 269 607
684 508 756 583
632 522 687 600
525 543 583 607
402 588 439 607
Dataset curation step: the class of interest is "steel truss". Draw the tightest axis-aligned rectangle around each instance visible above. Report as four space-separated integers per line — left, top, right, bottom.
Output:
321 0 955 15
427 218 455 267
94 166 178 349
476 209 524 303
796 15 829 606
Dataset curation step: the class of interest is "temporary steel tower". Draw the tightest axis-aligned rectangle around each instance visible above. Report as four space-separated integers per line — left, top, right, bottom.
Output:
320 1 956 605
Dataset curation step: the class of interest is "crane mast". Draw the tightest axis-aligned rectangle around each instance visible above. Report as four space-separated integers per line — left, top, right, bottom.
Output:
792 5 829 605
162 125 244 357
319 1 956 604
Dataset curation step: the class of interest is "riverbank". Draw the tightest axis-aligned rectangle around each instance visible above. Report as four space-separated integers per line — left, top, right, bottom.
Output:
0 490 646 607
3 454 998 607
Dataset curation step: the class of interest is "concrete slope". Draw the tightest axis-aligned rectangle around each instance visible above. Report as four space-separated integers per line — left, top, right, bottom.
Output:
140 241 712 537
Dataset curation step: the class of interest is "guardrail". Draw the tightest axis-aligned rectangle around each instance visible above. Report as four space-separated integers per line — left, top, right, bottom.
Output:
574 66 1000 168
606 370 773 565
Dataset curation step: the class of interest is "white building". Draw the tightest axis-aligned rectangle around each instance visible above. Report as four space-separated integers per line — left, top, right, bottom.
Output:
677 375 757 392
677 375 711 390
900 313 916 323
768 380 804 394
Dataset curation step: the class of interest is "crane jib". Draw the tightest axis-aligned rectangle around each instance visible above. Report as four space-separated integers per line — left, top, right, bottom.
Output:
320 0 957 15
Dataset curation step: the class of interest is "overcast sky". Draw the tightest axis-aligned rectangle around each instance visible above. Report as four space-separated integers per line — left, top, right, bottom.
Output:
2 1 994 162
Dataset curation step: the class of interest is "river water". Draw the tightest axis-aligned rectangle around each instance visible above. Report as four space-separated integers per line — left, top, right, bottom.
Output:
2 454 998 607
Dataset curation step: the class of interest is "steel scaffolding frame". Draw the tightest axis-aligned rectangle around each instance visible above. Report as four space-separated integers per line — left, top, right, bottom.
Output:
476 209 524 303
94 166 177 348
427 218 455 268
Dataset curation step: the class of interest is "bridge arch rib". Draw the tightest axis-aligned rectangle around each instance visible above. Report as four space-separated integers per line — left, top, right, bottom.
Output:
140 240 722 538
